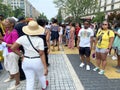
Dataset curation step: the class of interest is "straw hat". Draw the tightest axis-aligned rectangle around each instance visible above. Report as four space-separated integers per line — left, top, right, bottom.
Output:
22 20 45 35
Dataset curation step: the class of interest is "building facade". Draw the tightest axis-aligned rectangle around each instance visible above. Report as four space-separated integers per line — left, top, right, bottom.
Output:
24 0 40 18
2 0 40 18
82 0 120 19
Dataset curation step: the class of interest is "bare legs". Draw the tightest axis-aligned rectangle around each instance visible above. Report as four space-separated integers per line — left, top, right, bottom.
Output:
52 39 60 51
96 52 107 70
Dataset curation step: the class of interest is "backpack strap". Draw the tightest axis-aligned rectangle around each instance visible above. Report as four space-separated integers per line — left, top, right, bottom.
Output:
26 35 39 53
107 30 110 36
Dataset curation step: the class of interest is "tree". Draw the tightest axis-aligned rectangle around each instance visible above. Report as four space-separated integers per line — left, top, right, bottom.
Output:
38 13 48 22
92 12 105 23
0 3 13 18
13 7 24 18
57 8 63 24
53 0 98 23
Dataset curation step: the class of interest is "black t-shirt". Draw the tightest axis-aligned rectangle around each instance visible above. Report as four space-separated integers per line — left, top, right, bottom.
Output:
14 22 27 37
39 34 47 48
14 22 27 53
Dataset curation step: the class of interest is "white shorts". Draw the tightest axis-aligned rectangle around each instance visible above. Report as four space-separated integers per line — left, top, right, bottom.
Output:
4 52 19 74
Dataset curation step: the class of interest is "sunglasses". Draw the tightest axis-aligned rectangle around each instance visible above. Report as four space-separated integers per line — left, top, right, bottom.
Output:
102 24 108 25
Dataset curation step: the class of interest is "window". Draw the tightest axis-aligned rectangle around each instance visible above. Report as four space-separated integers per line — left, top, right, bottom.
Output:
111 5 114 10
104 7 106 11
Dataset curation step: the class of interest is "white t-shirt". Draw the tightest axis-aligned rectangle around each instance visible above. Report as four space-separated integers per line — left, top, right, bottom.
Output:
78 28 94 47
16 35 44 57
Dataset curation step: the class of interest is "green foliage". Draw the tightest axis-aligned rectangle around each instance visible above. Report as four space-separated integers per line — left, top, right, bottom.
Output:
92 12 105 23
53 0 98 23
57 8 63 24
0 3 13 18
13 7 24 18
38 13 48 22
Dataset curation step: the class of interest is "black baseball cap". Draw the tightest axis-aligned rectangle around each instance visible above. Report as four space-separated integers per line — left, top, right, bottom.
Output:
18 16 25 22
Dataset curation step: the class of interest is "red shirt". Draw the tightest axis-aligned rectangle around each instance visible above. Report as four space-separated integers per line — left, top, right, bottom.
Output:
75 27 81 36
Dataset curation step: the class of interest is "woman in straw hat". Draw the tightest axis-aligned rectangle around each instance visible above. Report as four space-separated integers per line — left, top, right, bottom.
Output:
11 20 48 90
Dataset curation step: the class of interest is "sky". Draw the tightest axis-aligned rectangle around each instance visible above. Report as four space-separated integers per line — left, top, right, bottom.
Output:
28 0 58 20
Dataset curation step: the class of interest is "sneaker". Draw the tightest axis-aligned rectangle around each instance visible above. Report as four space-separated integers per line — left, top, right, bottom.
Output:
112 56 117 60
112 66 120 69
4 78 14 83
42 80 49 90
93 67 99 71
107 53 112 56
116 70 120 73
79 63 85 68
86 65 90 70
98 70 104 75
7 84 20 90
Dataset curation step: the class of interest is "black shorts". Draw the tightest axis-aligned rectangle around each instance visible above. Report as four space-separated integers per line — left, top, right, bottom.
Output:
79 47 91 57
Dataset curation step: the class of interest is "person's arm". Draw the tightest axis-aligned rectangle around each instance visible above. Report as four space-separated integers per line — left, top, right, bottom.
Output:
77 36 80 49
90 36 94 50
46 30 50 53
11 42 23 57
108 37 114 49
0 40 15 48
108 31 115 49
93 37 98 51
39 50 48 76
0 35 4 40
115 31 120 37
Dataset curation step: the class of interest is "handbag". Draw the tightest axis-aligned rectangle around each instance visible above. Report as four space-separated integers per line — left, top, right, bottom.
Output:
26 35 39 53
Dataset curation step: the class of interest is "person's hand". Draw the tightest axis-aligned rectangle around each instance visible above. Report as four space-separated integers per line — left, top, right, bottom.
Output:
114 31 118 35
20 54 24 62
44 68 48 76
21 57 24 62
47 48 50 53
105 48 110 53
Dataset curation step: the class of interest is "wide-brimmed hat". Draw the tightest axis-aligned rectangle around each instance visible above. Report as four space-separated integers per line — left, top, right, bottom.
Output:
22 20 45 35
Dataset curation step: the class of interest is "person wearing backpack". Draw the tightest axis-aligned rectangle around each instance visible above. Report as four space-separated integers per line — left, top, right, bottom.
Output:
93 21 114 75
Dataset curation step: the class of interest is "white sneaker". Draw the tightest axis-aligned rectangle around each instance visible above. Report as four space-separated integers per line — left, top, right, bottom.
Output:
86 65 90 70
98 70 104 75
7 84 20 90
93 67 99 71
112 56 117 60
4 78 13 83
79 63 85 67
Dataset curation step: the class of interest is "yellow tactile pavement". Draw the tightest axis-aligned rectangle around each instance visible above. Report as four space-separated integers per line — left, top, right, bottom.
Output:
50 45 120 79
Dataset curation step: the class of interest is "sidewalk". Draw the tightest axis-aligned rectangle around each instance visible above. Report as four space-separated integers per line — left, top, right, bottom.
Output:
0 54 84 90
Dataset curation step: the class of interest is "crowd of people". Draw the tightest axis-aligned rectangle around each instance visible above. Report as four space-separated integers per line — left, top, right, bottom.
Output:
0 14 120 90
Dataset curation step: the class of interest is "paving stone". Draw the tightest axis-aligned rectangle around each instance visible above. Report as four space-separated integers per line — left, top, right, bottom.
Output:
0 54 77 90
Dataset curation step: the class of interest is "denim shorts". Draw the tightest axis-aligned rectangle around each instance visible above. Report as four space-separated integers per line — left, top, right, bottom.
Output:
96 47 107 53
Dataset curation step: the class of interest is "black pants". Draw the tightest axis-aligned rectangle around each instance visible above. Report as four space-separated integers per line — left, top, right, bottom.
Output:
18 58 26 80
75 35 77 47
18 46 26 80
45 48 49 65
